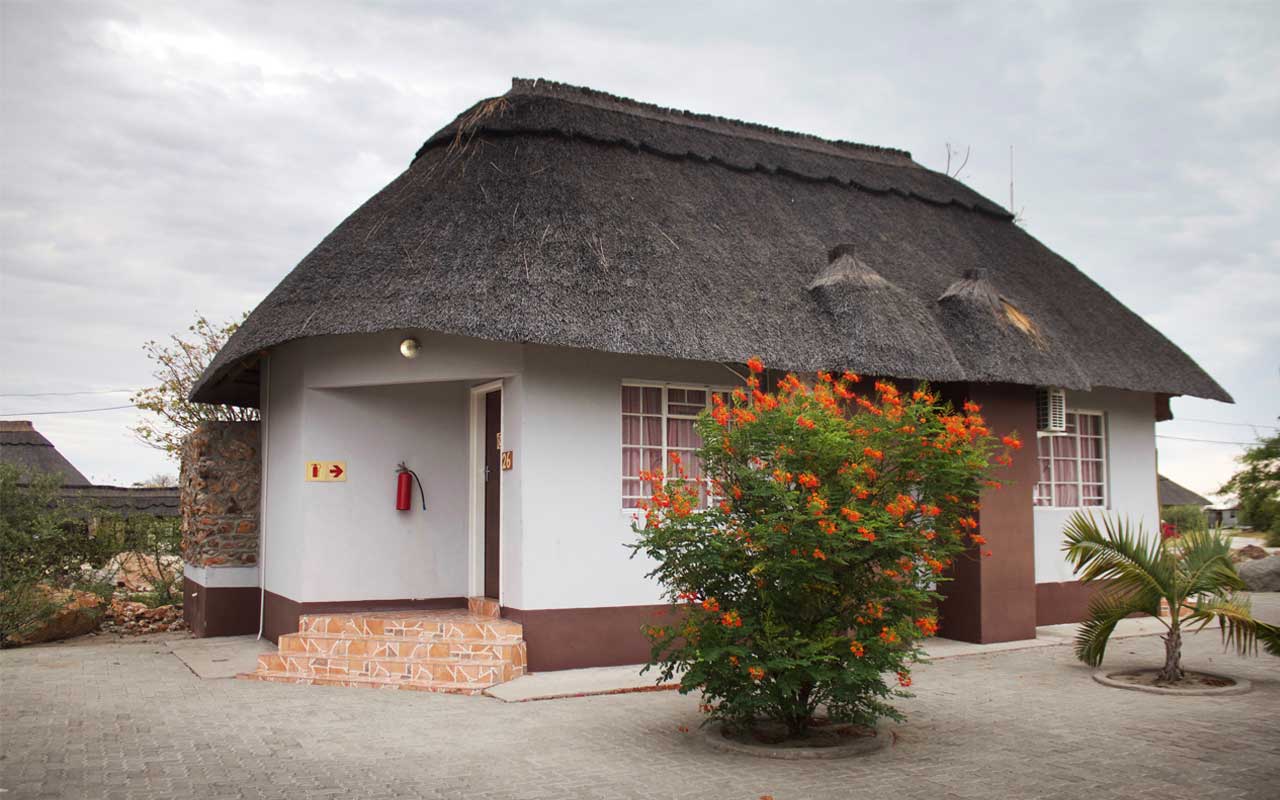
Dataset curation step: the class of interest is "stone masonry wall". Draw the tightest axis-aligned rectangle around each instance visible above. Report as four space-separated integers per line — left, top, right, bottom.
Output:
180 422 261 567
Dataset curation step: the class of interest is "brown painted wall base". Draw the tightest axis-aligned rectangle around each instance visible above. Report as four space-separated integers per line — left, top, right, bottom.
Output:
936 383 1040 644
260 590 466 643
183 578 261 638
1036 580 1107 627
502 604 669 672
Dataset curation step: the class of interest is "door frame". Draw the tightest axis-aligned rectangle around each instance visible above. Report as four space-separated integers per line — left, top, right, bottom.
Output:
467 380 504 602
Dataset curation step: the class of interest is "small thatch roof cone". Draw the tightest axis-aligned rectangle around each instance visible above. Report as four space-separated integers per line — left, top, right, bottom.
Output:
936 268 1090 389
0 420 92 486
808 244 965 382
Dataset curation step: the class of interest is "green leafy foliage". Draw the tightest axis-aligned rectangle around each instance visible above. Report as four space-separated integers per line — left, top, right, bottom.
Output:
0 465 114 644
1219 427 1280 545
1160 504 1207 535
630 367 1017 736
1063 512 1280 680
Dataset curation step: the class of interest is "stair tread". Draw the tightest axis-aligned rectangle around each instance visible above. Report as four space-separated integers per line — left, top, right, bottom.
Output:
283 631 521 644
248 670 492 692
265 653 513 666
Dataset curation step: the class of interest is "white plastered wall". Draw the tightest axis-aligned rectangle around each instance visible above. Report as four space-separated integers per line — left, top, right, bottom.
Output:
513 346 735 610
1032 388 1158 584
261 332 523 603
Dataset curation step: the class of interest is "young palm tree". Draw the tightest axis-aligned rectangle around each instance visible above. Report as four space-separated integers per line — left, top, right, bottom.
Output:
1062 512 1280 682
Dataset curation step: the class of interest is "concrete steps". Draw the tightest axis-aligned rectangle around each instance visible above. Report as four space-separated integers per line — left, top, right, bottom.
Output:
241 598 525 693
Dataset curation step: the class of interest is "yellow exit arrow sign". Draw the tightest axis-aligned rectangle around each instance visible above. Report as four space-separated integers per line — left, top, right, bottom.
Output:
306 461 347 482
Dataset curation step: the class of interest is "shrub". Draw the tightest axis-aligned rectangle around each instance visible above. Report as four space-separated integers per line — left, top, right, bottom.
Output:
1161 504 1207 536
0 465 114 644
93 514 184 607
630 365 1014 737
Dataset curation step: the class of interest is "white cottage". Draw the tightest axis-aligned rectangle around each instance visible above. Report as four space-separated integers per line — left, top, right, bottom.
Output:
186 79 1229 691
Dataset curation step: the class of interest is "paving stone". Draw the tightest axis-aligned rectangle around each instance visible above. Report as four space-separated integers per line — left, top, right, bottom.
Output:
2 607 1278 799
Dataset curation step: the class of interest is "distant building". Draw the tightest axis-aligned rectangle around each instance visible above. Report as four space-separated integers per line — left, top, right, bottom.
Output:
1156 474 1210 509
1208 505 1241 529
0 420 179 517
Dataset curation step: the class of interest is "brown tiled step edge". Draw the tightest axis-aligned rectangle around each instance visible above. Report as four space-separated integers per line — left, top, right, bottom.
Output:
467 597 501 618
256 653 524 684
298 613 522 643
277 633 526 662
242 670 487 695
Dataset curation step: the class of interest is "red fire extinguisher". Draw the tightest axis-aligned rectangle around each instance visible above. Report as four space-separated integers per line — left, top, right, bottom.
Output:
396 462 426 511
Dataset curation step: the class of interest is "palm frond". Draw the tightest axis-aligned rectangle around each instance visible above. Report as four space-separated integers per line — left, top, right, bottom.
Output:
1176 529 1245 597
1074 587 1159 667
1184 593 1280 658
1061 511 1169 597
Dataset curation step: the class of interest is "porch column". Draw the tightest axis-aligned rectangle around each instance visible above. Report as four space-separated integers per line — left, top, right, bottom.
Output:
937 383 1039 643
180 421 262 637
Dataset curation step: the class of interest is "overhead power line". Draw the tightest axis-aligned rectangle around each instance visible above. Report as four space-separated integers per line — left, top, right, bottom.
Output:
0 388 137 398
0 404 135 417
1157 434 1254 446
1173 417 1279 430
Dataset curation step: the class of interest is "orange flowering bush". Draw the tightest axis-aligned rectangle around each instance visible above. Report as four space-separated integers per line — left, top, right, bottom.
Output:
630 363 1017 738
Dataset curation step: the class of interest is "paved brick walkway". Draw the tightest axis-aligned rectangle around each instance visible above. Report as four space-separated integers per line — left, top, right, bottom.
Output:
2 610 1278 799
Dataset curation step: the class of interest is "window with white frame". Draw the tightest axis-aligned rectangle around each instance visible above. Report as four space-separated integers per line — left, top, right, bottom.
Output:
1034 411 1107 508
622 384 727 509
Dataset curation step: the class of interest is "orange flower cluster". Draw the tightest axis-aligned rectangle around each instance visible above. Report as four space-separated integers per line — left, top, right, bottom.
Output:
721 611 743 628
884 494 917 518
748 666 765 681
849 640 865 657
797 472 820 489
879 627 898 644
897 671 912 687
914 617 939 636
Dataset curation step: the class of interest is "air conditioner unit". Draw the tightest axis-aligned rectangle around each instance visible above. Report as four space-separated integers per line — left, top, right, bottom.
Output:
1036 388 1067 433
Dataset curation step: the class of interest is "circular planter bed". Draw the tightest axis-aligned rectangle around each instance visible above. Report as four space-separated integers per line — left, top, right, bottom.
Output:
703 717 892 760
1092 669 1252 696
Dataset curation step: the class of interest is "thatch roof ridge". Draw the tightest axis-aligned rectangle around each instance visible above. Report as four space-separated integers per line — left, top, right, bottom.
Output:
190 79 1231 407
415 80 1010 219
504 78 915 163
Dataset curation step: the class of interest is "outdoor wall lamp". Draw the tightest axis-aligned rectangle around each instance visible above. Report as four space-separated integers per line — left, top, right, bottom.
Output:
399 337 421 359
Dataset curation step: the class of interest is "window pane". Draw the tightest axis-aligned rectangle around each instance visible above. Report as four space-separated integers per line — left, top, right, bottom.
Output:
1054 458 1078 482
642 387 662 414
685 390 706 405
668 388 686 404
669 404 704 416
622 447 642 477
1052 436 1078 458
1055 483 1079 507
1038 457 1052 483
643 417 662 446
1079 414 1100 436
668 450 702 479
1080 437 1101 459
1081 460 1103 482
668 418 697 448
622 416 641 445
1065 414 1078 434
622 386 641 414
644 448 663 471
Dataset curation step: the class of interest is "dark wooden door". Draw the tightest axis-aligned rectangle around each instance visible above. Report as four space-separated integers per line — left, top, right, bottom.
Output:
483 389 502 599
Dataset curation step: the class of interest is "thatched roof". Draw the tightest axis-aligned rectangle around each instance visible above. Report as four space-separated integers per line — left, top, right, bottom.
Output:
1157 474 1211 508
0 420 91 486
191 78 1230 406
61 486 181 518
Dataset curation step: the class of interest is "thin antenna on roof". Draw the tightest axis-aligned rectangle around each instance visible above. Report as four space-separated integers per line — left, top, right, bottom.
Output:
1009 145 1014 212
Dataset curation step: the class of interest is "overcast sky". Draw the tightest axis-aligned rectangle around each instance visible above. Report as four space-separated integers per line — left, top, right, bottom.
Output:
1 1 1276 499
